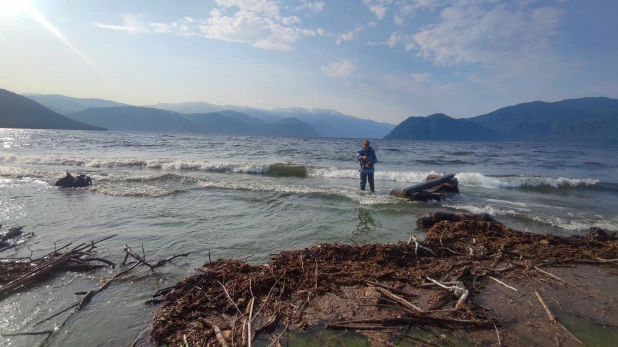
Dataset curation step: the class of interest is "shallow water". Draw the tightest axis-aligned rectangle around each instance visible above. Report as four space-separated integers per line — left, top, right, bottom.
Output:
0 129 617 346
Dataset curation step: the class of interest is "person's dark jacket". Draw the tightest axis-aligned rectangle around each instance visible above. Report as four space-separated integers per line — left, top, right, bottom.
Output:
356 146 377 174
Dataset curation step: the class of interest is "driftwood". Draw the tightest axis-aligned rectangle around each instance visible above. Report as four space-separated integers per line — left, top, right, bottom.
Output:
0 235 117 296
417 212 501 228
390 174 459 201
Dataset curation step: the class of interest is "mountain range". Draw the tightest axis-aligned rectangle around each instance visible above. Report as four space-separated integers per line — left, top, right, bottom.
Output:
68 106 321 137
385 98 618 145
1 88 616 144
0 89 106 131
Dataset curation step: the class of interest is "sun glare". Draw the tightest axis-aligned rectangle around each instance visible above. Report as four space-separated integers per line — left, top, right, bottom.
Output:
0 0 25 17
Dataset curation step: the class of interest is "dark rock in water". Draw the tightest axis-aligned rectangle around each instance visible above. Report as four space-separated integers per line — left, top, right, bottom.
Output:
1 226 25 241
55 172 92 188
589 227 616 241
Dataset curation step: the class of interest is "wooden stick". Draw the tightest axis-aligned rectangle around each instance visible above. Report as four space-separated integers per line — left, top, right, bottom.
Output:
124 245 154 271
247 297 255 347
33 303 79 326
535 290 556 324
534 266 567 284
374 287 424 312
365 280 417 298
489 276 519 292
0 232 34 253
421 280 461 288
455 289 470 309
212 323 229 347
153 252 190 268
0 330 53 337
596 258 618 263
217 280 242 315
494 323 502 347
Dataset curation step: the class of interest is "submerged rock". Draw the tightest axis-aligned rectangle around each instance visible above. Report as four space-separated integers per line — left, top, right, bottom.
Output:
55 172 92 188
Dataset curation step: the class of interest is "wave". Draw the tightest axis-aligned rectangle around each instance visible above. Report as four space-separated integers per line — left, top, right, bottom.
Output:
454 172 600 189
0 154 604 190
89 185 181 197
196 180 400 205
443 203 618 232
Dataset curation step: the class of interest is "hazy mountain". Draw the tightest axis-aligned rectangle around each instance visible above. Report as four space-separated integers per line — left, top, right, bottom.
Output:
385 98 618 145
470 97 618 144
183 112 320 137
67 106 320 137
269 108 395 139
23 93 127 114
148 101 222 115
148 102 393 138
151 102 284 123
182 112 257 135
384 113 501 141
68 106 201 133
259 117 321 137
0 89 106 131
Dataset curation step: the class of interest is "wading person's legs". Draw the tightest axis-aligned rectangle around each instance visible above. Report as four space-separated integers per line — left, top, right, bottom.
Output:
360 173 367 191
368 173 375 192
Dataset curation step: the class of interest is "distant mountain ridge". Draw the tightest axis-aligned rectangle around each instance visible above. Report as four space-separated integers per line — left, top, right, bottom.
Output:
148 103 395 138
26 93 395 139
0 89 106 131
385 98 618 145
23 93 127 114
67 106 320 137
384 113 501 141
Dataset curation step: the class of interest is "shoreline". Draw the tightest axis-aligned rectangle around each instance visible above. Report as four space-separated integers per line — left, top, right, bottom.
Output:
147 217 618 347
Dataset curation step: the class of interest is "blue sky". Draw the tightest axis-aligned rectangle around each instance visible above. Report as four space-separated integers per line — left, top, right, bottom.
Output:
1 0 617 124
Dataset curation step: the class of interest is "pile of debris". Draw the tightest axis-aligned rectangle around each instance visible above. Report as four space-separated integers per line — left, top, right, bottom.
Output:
150 214 618 347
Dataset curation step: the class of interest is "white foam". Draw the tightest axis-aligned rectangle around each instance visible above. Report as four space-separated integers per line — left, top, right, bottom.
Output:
308 167 441 183
455 172 599 189
89 185 178 198
197 179 399 205
0 153 602 189
442 204 520 216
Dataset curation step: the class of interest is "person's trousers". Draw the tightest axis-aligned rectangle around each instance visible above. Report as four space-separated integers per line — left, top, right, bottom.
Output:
360 172 375 192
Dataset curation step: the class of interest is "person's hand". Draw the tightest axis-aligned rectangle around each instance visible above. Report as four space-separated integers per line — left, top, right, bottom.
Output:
362 156 367 160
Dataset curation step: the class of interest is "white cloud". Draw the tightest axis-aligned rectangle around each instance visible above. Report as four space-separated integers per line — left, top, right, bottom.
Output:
385 31 415 50
282 15 301 25
367 21 377 27
295 1 325 12
94 0 323 51
411 3 564 75
394 14 404 25
215 0 281 18
336 26 363 44
93 14 150 33
410 72 430 85
363 0 392 20
321 59 356 77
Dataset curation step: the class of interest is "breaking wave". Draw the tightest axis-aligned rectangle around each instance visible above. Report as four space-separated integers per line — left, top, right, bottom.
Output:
0 154 603 190
196 180 399 205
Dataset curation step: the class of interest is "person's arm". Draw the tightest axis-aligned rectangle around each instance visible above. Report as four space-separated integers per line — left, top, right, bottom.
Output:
369 150 377 164
356 151 364 162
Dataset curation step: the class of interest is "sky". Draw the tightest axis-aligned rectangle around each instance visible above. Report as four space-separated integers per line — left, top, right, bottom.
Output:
1 0 617 124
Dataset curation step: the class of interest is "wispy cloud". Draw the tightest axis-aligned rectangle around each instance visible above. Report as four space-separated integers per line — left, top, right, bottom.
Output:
362 0 392 20
336 26 363 44
92 1 321 51
295 1 325 12
92 14 151 33
411 3 564 75
321 59 356 77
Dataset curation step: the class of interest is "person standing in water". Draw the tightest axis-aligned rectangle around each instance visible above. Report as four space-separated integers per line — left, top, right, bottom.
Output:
356 139 378 192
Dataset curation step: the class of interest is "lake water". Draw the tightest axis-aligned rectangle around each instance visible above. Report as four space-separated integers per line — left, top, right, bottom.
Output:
1 129 617 346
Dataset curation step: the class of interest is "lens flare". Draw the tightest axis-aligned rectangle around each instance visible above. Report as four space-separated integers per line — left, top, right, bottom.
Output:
15 1 106 78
